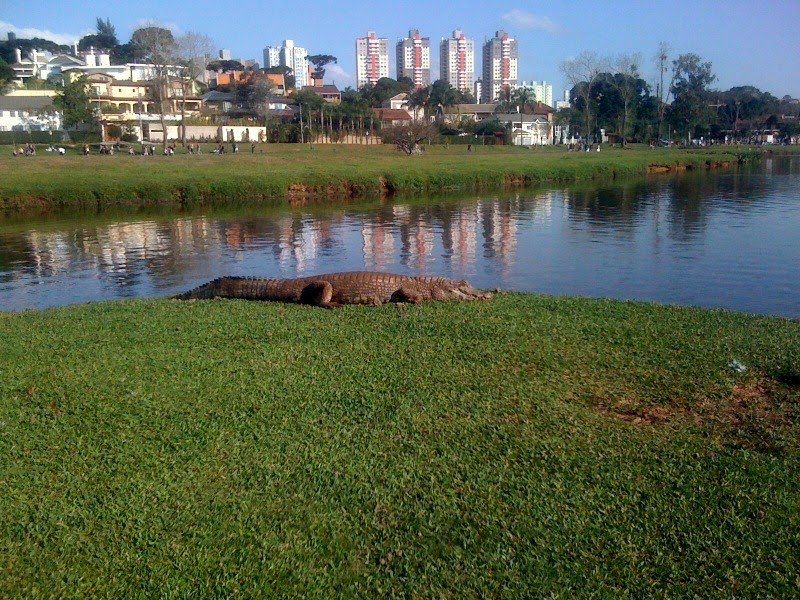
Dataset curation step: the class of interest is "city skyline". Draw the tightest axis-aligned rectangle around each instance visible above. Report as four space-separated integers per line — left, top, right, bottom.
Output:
2 0 799 97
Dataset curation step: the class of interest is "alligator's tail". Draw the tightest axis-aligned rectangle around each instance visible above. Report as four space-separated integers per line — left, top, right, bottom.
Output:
172 277 226 300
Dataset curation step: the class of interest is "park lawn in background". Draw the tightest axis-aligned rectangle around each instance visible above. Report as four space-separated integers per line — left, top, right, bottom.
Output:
1 293 798 596
0 144 774 216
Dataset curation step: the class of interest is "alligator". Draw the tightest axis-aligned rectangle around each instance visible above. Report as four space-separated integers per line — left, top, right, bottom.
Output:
173 271 492 307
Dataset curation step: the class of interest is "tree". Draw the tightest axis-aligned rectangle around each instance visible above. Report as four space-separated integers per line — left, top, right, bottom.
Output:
611 53 642 145
54 75 94 129
380 121 438 154
208 59 245 73
560 51 607 142
132 25 178 148
306 54 337 81
512 87 537 113
361 77 407 107
653 42 671 139
396 76 414 92
668 53 716 140
407 85 432 121
78 17 119 52
494 84 514 109
243 79 277 123
429 79 459 121
0 58 15 92
176 31 214 143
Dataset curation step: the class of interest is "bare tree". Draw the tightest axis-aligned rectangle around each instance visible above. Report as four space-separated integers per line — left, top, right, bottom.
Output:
560 51 608 143
133 23 178 149
176 31 215 145
654 42 671 139
380 121 438 155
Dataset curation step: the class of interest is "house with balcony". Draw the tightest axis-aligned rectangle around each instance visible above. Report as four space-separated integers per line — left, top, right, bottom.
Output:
82 73 203 141
494 111 555 145
8 47 85 85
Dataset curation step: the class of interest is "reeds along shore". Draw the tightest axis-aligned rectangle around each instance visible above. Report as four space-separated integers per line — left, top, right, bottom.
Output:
0 144 780 216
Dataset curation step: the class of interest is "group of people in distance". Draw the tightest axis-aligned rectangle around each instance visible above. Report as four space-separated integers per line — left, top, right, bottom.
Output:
11 140 263 156
11 142 39 156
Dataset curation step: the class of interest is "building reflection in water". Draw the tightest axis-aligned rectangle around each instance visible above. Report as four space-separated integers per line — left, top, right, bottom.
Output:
5 160 796 314
3 195 541 300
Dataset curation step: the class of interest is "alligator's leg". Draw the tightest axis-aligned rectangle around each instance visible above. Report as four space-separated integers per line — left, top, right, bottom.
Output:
300 280 342 308
391 287 425 304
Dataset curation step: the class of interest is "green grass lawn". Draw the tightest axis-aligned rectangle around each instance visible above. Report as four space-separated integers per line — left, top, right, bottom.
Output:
0 144 767 216
1 293 798 596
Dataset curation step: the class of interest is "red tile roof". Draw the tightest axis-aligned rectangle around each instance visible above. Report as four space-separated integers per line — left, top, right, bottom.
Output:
371 108 412 121
308 85 340 95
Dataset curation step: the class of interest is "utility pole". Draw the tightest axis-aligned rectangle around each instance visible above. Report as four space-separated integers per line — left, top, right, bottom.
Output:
299 102 304 144
137 88 144 147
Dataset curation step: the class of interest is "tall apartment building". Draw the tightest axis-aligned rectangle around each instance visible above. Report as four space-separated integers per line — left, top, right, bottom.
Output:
263 39 309 88
481 30 518 103
518 80 553 107
396 29 430 89
356 31 389 89
555 89 571 110
440 29 474 94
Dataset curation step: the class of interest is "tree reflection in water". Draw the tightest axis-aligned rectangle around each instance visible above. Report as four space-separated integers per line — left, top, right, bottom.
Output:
0 157 798 316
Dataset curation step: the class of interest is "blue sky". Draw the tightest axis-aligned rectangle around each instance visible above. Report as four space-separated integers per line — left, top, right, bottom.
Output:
2 0 799 97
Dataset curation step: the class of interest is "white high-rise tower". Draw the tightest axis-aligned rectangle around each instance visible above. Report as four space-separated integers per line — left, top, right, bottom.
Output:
263 39 309 88
356 31 389 89
440 29 474 94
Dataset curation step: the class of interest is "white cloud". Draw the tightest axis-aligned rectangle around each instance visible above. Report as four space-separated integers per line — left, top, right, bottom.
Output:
0 20 91 46
501 9 561 33
326 64 353 87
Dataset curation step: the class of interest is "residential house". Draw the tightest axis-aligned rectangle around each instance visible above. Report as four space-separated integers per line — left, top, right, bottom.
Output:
82 73 203 141
442 103 498 124
309 84 342 104
0 91 61 132
8 47 85 85
210 71 287 95
383 93 424 121
201 91 298 122
494 110 554 145
372 108 412 127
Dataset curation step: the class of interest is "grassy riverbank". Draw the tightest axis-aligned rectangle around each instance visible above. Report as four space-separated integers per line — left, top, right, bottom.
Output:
0 144 773 216
1 294 798 595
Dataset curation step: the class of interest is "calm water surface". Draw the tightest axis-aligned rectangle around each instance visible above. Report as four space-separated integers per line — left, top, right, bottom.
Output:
1 156 798 316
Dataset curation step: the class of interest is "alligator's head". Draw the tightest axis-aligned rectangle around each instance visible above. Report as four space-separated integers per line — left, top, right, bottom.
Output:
435 280 493 301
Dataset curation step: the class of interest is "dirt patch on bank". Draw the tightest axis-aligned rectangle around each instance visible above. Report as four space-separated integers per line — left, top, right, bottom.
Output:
600 377 799 453
646 160 733 174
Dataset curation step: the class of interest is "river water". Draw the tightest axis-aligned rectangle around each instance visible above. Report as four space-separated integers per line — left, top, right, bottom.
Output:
1 156 798 317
